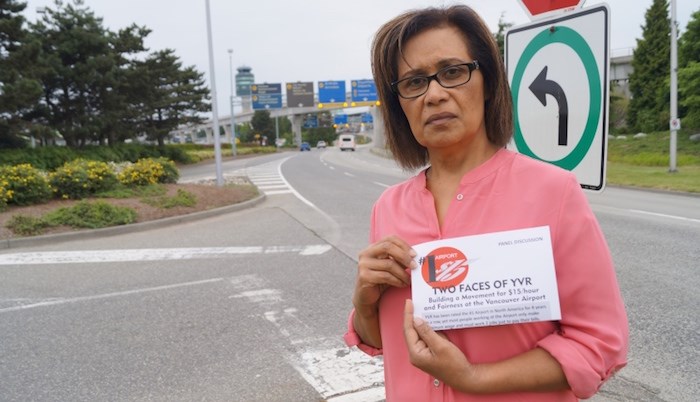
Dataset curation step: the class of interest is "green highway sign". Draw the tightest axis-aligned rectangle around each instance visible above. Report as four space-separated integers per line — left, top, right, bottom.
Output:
506 5 609 191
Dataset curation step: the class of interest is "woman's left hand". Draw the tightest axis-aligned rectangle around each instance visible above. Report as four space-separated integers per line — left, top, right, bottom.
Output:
403 299 477 392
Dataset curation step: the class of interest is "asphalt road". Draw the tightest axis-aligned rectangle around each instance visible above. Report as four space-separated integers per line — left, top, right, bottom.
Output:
0 146 697 401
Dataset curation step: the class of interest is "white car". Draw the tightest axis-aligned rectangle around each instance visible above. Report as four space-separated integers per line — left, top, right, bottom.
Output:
338 134 356 151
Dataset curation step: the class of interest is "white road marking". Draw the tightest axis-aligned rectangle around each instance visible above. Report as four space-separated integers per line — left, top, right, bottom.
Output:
344 172 355 177
0 277 224 313
235 275 385 401
628 209 700 223
236 159 295 196
372 181 390 188
0 245 332 265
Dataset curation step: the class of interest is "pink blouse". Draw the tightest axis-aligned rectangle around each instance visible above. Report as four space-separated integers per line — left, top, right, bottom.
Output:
344 149 628 401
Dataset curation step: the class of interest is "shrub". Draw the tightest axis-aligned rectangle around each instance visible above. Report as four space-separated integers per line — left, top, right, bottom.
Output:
0 178 11 211
0 163 52 205
153 157 179 183
143 188 196 209
117 158 170 186
49 159 118 199
44 200 137 229
5 215 50 236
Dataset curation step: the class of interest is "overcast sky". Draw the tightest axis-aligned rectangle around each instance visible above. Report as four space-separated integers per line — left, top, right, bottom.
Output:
23 0 698 115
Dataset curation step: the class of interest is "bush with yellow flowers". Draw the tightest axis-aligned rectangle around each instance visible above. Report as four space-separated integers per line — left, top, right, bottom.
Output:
117 158 178 186
48 159 118 199
0 163 52 206
0 178 12 211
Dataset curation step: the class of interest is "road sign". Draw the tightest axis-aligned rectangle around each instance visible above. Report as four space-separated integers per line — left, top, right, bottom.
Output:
303 114 318 128
506 5 609 191
286 82 314 107
318 80 346 107
351 79 378 102
518 0 584 20
334 114 348 125
670 118 681 131
251 83 282 109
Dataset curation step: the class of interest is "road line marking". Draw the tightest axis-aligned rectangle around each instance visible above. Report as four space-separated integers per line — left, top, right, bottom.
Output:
344 172 355 177
628 209 700 223
372 181 390 188
265 190 294 195
0 278 224 313
0 245 332 265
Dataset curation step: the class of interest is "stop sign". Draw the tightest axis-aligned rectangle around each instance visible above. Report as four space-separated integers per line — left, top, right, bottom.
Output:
518 0 584 19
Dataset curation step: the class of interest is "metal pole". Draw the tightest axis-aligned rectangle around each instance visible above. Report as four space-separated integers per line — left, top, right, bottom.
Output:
669 0 678 173
228 49 237 157
205 0 224 186
275 115 279 148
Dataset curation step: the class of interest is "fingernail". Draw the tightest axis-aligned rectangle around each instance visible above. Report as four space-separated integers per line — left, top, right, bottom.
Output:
414 317 426 326
410 260 418 269
409 249 417 257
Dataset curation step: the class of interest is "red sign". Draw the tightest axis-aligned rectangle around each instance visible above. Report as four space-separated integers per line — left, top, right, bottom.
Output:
519 0 584 18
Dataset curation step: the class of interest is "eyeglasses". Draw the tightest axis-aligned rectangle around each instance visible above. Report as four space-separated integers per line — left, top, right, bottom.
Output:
390 61 480 99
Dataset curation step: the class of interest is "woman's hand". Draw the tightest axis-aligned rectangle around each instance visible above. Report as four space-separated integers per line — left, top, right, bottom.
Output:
353 235 416 310
403 299 478 392
351 236 417 348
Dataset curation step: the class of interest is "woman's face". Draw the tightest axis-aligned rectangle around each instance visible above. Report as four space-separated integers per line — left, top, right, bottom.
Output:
397 25 487 153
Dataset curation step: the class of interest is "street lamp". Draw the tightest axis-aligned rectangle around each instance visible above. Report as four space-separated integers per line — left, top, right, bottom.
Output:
228 49 238 157
204 0 223 186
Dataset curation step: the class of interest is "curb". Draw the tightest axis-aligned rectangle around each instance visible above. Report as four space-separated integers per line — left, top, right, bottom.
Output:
0 194 266 250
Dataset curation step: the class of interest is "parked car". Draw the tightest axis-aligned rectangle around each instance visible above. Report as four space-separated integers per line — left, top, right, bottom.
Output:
316 140 327 149
300 142 311 151
338 134 356 151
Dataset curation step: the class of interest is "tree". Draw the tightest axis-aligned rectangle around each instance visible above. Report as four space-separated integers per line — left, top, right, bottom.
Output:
678 8 700 128
250 110 274 143
493 12 513 59
628 0 670 132
678 9 700 68
96 24 151 146
0 0 42 148
29 0 123 147
678 62 700 129
133 49 209 146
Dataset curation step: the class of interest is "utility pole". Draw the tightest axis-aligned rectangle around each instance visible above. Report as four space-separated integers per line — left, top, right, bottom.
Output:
205 0 224 186
669 0 679 173
228 49 238 157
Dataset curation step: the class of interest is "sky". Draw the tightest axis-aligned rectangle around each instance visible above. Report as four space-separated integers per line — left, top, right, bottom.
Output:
22 0 699 116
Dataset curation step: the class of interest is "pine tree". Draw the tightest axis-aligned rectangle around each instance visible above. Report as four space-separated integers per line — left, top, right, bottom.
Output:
133 49 210 146
678 9 700 68
678 8 700 129
0 0 42 148
628 0 670 132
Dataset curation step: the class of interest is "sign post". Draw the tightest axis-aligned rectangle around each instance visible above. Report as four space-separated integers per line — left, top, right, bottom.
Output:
506 4 609 191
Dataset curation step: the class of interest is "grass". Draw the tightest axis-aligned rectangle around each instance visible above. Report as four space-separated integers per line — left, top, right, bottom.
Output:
6 201 137 236
606 130 700 193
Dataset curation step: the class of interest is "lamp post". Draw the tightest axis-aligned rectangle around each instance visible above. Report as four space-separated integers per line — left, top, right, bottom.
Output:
204 0 223 186
228 49 238 157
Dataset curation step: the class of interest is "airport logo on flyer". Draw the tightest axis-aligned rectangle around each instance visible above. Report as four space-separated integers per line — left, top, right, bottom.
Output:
420 246 469 289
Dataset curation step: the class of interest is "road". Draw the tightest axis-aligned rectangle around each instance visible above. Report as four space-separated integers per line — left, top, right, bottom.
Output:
0 146 698 401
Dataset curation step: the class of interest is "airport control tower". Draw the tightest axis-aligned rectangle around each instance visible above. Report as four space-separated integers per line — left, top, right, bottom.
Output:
236 66 254 112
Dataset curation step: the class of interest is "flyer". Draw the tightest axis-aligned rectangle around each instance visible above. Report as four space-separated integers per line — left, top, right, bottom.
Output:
410 226 561 331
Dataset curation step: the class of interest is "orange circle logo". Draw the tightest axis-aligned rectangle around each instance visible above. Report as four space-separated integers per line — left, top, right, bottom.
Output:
421 247 469 289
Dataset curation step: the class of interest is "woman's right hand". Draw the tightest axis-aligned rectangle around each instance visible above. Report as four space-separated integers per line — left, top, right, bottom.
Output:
353 235 417 311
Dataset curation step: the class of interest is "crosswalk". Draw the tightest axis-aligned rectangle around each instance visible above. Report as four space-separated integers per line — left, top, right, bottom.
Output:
235 159 293 196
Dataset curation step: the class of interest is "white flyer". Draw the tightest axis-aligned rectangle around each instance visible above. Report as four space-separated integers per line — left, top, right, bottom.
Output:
411 226 561 331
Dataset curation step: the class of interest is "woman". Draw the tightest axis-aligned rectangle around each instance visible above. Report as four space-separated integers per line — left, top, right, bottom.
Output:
344 5 628 401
